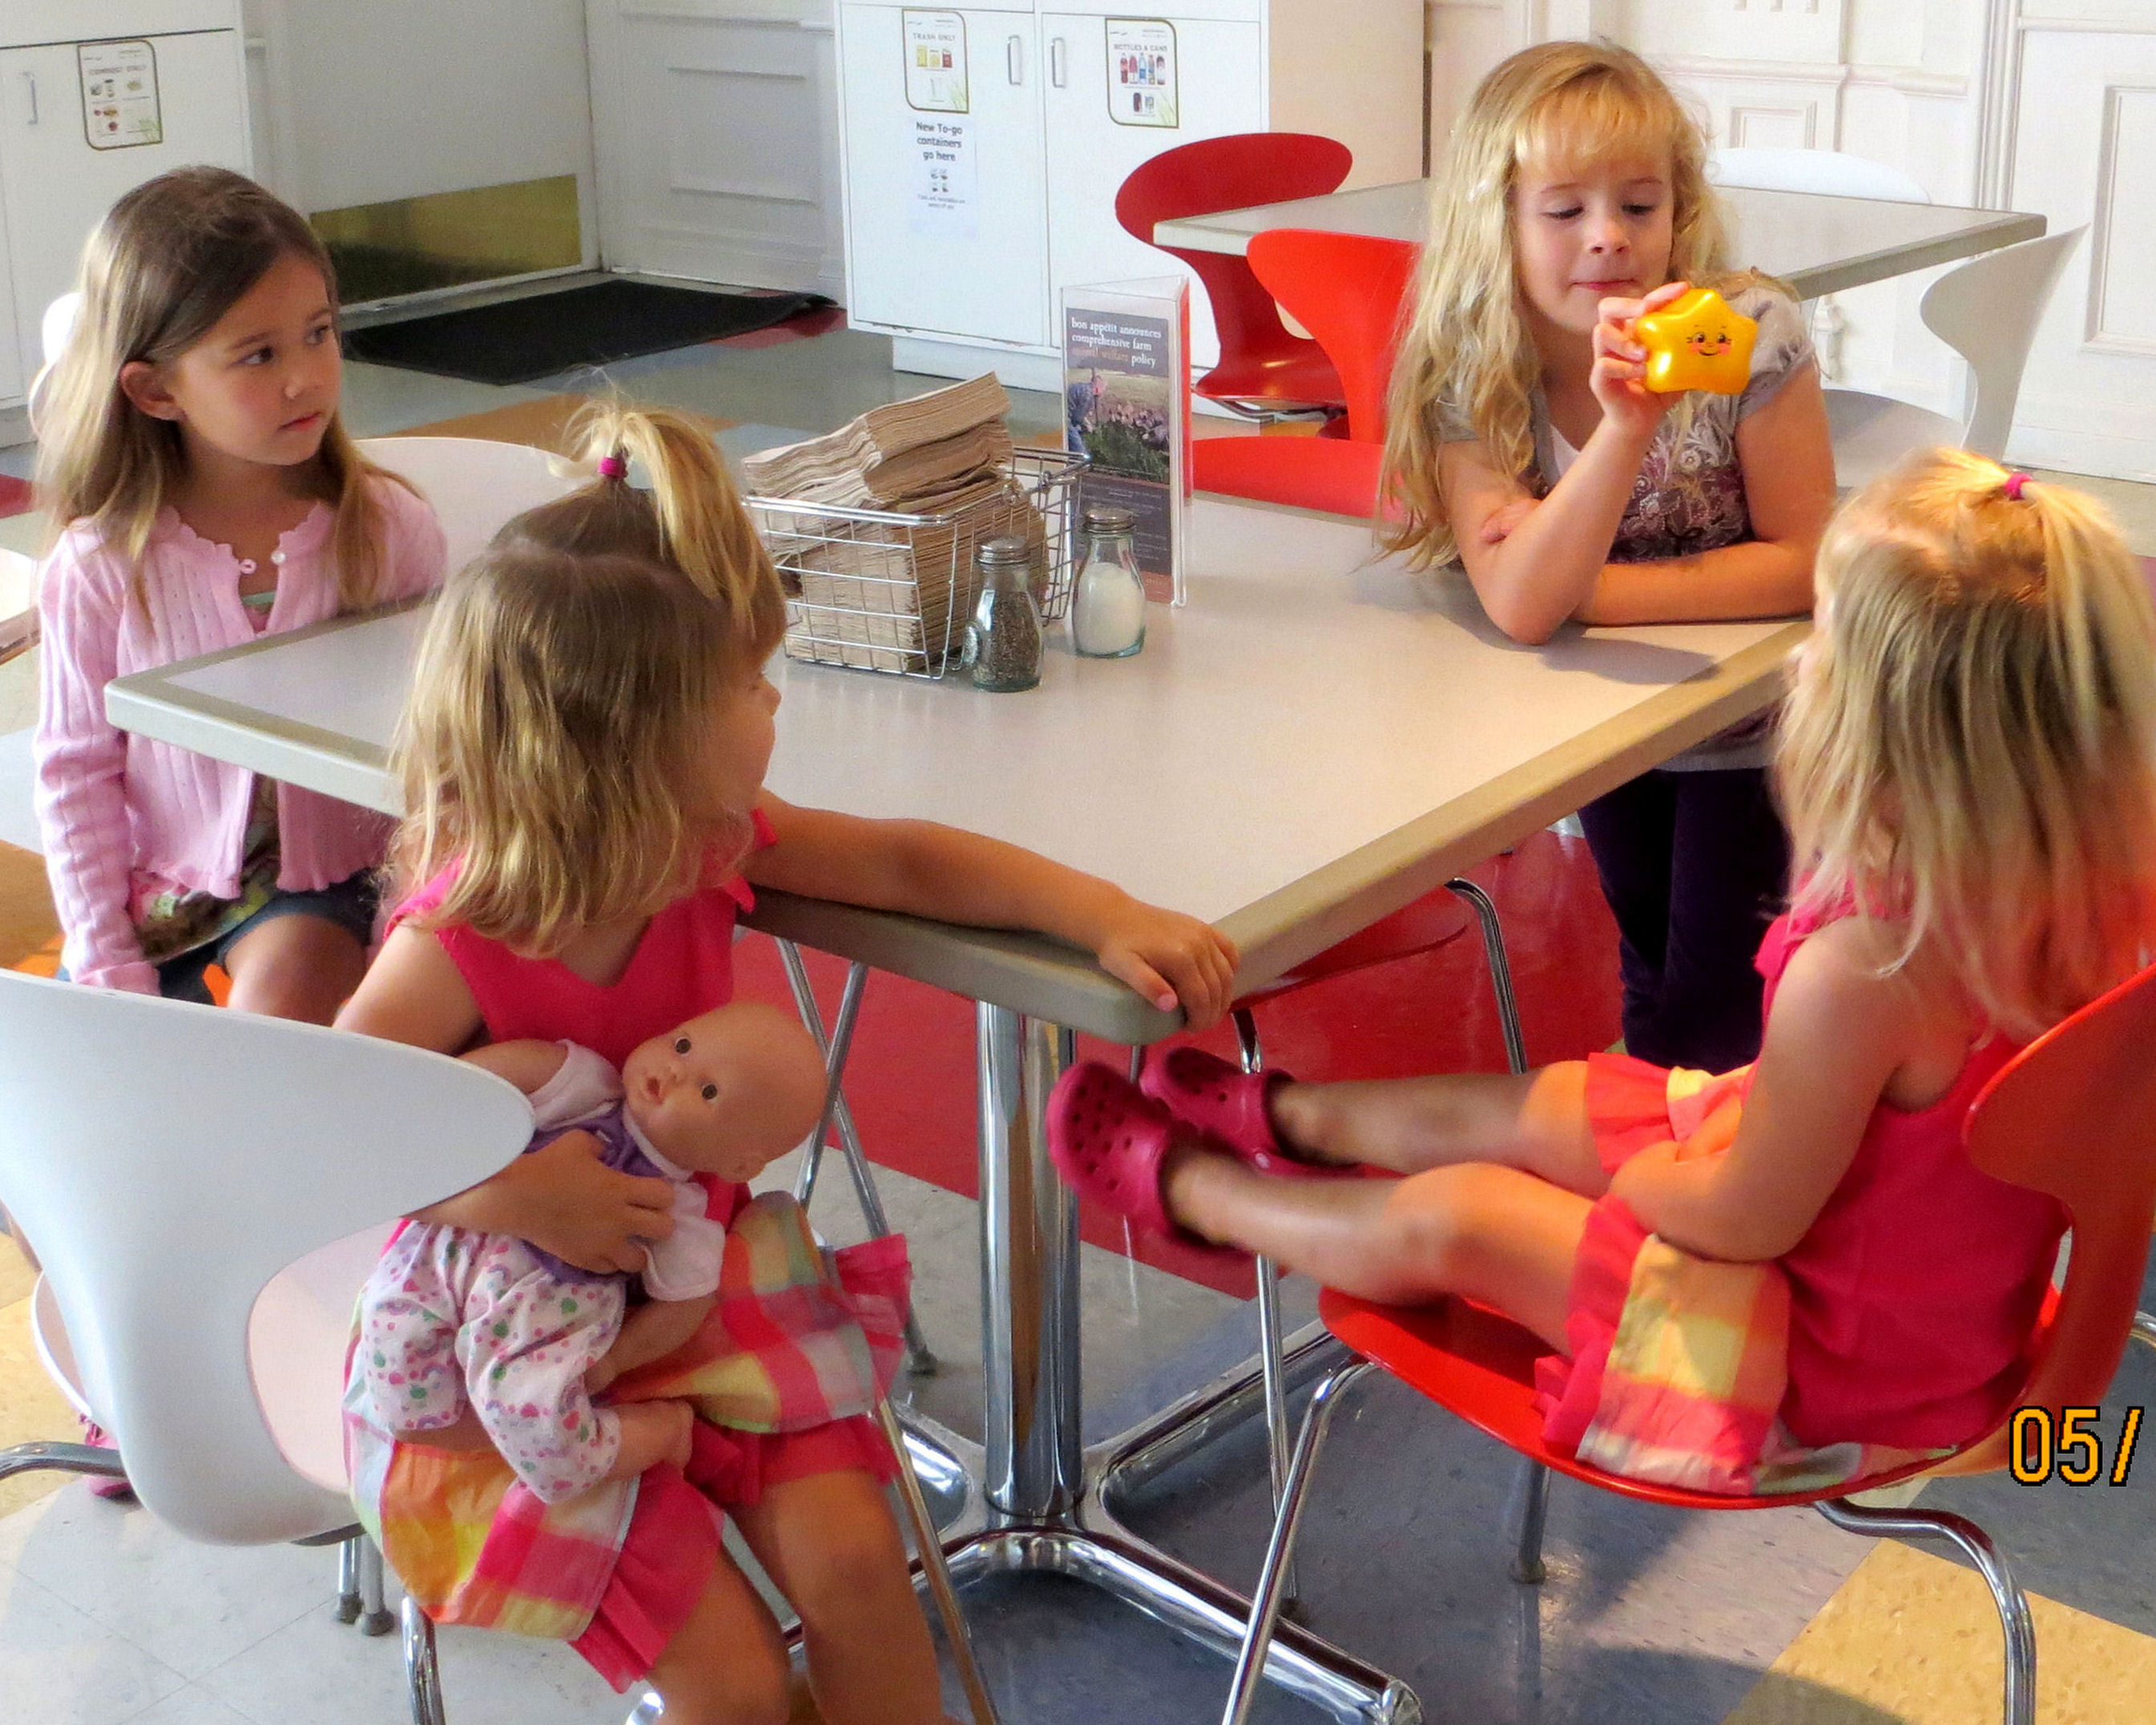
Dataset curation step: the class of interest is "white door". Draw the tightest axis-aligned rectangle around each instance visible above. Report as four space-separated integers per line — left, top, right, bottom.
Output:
838 6 1049 347
1039 14 1261 371
2001 16 2156 481
587 1 844 296
0 31 250 396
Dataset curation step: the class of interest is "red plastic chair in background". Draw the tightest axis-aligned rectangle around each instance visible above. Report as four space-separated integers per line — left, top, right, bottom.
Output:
1190 230 1420 518
1115 132 1353 424
1217 957 2156 1725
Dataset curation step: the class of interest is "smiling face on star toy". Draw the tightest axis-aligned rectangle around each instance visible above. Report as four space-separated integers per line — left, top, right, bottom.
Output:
1634 287 1757 394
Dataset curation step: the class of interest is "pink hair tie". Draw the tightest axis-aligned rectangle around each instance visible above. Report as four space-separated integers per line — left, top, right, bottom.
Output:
2002 471 2031 501
597 452 628 480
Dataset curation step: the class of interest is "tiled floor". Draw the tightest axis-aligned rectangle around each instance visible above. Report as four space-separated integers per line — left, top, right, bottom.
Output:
4 288 2156 1723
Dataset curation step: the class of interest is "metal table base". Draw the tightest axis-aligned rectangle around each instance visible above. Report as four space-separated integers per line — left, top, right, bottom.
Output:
883 1003 1421 1724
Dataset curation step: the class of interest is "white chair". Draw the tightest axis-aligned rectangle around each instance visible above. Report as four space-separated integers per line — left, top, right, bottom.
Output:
26 288 82 435
1821 228 2085 490
0 544 35 664
1709 147 1930 204
0 970 1000 1725
355 435 581 574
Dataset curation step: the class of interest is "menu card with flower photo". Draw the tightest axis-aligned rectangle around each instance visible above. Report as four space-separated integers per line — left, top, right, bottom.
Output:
1061 277 1190 605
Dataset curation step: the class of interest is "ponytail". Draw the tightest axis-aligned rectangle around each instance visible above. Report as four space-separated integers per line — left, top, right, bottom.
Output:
498 399 787 668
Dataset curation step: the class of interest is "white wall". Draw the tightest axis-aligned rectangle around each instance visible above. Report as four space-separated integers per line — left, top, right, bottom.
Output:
239 0 594 264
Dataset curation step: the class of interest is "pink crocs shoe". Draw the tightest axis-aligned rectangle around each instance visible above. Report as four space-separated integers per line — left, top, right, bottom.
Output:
1140 1047 1351 1179
1046 1062 1247 1264
78 1417 134 1501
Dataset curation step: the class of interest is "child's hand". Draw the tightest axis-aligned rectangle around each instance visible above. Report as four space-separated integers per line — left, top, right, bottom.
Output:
514 1132 677 1275
1094 900 1239 1030
1478 497 1540 546
1590 280 1690 442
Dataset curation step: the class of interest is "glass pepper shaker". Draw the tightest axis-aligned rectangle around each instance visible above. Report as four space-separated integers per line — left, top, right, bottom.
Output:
963 535 1042 692
1071 504 1146 659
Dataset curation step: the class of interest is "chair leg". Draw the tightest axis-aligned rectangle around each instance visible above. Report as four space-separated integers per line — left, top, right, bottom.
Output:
402 1594 447 1725
777 941 938 1376
877 1398 1000 1725
1445 877 1526 1077
1233 1007 1298 1608
334 1534 362 1623
357 1532 396 1635
2132 1310 2156 1353
1506 1456 1552 1585
1815 1497 2035 1725
1220 1359 1376 1725
0 1438 128 1485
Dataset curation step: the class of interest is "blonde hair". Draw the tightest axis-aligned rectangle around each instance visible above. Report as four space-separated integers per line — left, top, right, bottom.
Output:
1778 449 2156 1039
34 165 405 607
498 399 785 662
392 545 756 958
1382 41 1731 566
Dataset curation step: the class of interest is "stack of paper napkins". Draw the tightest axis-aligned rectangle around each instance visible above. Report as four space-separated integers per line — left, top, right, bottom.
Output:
747 375 1044 675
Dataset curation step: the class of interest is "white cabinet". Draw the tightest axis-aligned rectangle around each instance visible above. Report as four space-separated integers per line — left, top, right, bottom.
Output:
0 5 251 416
838 6 1049 347
836 0 1421 389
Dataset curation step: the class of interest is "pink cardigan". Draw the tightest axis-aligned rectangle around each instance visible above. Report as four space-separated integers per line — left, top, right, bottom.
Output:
35 478 446 992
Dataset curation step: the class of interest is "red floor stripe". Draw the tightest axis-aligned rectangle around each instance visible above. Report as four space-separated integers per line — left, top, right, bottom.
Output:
732 829 1621 1294
0 474 31 519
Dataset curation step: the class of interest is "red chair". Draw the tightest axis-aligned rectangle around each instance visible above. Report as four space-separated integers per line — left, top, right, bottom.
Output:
1191 230 1420 518
1116 134 1353 422
1219 958 2156 1725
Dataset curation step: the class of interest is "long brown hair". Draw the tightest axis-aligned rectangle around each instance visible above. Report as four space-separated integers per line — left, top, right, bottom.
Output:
1779 450 2156 1038
34 165 405 606
498 399 786 663
1381 42 1731 567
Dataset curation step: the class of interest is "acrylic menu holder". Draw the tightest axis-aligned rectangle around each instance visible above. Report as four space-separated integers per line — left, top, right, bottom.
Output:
1061 277 1191 606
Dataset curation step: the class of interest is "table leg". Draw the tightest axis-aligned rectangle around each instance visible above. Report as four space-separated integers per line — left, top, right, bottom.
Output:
976 1003 1082 1520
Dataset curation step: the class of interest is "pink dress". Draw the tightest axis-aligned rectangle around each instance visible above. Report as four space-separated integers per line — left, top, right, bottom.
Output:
387 814 897 1689
1543 903 2066 1472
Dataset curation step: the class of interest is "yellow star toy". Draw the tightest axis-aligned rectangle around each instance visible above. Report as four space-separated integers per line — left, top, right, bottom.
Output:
1634 287 1757 396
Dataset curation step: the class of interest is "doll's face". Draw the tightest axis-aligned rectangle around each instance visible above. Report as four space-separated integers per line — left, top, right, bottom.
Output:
621 1010 777 1183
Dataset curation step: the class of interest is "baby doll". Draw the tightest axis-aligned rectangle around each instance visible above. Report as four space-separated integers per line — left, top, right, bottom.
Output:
353 1000 827 1503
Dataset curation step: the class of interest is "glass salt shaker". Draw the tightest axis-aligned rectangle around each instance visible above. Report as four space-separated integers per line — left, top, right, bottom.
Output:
1071 504 1146 659
964 535 1042 692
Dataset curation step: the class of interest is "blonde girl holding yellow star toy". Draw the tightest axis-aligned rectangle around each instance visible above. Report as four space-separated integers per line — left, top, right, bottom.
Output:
1383 40 1836 1074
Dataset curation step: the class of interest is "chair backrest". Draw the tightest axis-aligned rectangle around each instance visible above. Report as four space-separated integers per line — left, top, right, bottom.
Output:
1246 230 1420 441
1920 227 2085 461
27 289 83 436
1116 134 1354 367
0 973 530 1543
1709 147 1930 204
357 435 582 574
1959 959 2156 1459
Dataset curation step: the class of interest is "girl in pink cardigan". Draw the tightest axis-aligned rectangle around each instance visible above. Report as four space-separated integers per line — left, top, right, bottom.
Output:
34 167 444 1017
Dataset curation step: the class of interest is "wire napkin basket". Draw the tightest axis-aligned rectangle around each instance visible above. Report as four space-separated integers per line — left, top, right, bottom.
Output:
749 448 1086 679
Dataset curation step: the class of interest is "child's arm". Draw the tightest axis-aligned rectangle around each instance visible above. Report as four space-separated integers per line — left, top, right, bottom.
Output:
587 1294 717 1393
458 1038 570 1094
743 796 1239 1029
1570 366 1832 629
337 928 680 1274
33 545 156 993
1608 921 1930 1262
606 1401 695 1482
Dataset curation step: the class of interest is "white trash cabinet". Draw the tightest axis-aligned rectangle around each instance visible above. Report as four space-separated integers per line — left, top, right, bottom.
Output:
0 1 251 420
836 0 1422 392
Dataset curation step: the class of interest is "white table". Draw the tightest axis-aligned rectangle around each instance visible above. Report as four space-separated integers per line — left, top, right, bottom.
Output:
1155 179 2045 300
110 499 1803 1723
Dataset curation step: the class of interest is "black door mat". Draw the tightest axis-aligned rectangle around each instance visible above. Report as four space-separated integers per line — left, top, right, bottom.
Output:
341 280 834 386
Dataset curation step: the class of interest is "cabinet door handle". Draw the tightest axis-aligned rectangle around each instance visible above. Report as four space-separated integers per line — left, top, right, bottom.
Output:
20 72 36 127
1006 34 1023 86
1050 37 1067 89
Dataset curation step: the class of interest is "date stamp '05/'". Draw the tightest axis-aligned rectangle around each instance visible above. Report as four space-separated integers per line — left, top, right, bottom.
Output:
2009 1406 2144 1485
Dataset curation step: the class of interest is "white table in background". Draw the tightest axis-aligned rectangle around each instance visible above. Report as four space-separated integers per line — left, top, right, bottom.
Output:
110 498 1803 1723
1155 178 2044 300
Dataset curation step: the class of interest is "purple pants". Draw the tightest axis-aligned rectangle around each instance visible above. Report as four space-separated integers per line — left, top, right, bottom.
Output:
1577 766 1790 1072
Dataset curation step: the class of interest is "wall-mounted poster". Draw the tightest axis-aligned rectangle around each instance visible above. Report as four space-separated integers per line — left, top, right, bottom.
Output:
907 115 977 240
1106 19 1176 128
903 10 969 114
79 40 162 151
